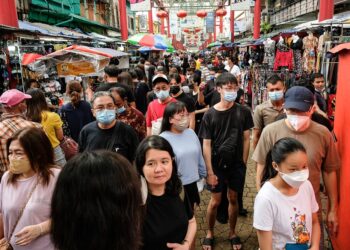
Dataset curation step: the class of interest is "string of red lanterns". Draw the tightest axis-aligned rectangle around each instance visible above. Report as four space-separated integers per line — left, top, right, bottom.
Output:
196 10 207 18
177 10 187 18
216 8 227 17
156 10 168 18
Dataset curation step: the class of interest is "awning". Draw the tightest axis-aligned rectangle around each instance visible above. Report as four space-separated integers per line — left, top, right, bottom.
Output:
18 21 91 40
32 22 91 39
18 21 51 35
294 11 350 31
107 30 121 38
89 32 121 43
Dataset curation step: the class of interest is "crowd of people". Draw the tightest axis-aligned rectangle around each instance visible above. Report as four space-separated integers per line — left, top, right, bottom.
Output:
0 51 340 250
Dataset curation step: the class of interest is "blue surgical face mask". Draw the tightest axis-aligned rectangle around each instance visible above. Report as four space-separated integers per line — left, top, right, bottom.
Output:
96 109 116 125
117 106 126 114
156 90 170 101
223 90 237 102
269 90 284 101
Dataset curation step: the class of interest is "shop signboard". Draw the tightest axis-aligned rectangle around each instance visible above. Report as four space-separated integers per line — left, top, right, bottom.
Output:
231 0 255 11
130 0 151 12
169 12 178 35
206 12 214 33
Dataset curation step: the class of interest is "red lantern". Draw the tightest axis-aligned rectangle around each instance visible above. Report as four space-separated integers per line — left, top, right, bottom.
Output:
177 10 187 18
216 8 227 17
194 35 198 38
183 28 190 33
194 28 201 33
156 10 168 19
196 10 207 18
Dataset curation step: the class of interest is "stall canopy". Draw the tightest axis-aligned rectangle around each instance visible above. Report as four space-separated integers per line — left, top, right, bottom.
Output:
89 32 121 43
18 21 90 39
32 22 91 39
294 11 350 31
28 45 129 76
18 21 51 35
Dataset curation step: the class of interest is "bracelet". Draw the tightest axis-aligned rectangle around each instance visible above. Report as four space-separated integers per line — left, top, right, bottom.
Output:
182 239 189 245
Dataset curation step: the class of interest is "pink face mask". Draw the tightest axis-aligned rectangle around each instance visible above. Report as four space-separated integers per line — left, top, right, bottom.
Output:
287 115 311 131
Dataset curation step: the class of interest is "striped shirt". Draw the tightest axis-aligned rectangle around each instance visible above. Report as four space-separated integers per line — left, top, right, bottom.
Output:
0 113 41 175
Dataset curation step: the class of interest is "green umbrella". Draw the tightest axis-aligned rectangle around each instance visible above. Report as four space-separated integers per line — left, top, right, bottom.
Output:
207 41 222 48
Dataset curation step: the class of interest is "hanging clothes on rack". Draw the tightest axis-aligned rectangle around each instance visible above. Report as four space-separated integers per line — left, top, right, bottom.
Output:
273 43 294 71
263 38 276 69
317 30 331 73
302 32 319 73
290 34 303 75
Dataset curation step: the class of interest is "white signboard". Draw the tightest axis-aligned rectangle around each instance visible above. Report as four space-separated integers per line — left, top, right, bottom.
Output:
169 12 178 35
231 0 254 11
130 0 151 12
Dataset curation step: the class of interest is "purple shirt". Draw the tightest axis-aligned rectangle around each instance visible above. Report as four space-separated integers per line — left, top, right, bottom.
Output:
0 168 60 250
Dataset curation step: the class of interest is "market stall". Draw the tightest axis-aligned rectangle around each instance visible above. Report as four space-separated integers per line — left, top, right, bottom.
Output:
329 43 350 250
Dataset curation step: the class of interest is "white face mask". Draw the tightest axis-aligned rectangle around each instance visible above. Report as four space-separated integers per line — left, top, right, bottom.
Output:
286 114 311 131
278 169 309 188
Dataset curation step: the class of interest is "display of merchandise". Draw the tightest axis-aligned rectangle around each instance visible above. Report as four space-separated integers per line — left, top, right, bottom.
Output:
273 42 294 71
263 38 276 69
302 32 319 73
290 34 303 75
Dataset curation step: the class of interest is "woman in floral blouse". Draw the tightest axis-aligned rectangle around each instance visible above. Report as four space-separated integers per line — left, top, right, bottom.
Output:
110 87 146 141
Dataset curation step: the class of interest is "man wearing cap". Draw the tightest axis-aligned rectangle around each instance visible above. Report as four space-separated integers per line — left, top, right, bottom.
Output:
0 89 41 176
252 86 340 238
146 74 176 136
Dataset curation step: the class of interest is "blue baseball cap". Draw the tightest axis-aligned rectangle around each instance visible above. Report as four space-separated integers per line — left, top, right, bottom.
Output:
284 86 314 112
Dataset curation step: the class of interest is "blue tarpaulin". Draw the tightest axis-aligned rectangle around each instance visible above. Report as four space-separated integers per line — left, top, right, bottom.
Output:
18 21 51 35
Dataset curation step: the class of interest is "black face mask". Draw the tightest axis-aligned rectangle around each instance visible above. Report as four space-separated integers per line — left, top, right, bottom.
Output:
170 85 181 95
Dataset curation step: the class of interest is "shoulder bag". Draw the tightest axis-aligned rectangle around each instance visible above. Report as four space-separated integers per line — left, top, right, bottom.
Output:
0 179 40 250
211 104 242 170
107 122 122 152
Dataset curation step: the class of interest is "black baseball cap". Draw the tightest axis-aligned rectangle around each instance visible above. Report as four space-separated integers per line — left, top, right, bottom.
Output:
152 74 169 86
284 86 314 112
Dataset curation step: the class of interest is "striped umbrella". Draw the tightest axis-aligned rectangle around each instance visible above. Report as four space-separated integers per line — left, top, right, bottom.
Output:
128 33 174 51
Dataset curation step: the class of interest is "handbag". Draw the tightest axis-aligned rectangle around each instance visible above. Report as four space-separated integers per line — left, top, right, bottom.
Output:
0 179 40 250
60 136 78 160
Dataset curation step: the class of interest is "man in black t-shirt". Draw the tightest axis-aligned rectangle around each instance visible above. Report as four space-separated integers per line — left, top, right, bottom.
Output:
168 74 196 130
198 69 244 108
199 72 253 249
78 92 139 162
95 65 136 108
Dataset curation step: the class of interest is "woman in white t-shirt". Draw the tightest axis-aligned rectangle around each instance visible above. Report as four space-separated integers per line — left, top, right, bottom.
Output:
253 137 320 250
224 57 241 79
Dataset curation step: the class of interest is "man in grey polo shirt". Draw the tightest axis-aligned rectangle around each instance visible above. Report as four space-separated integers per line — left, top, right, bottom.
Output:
252 86 340 245
252 75 286 149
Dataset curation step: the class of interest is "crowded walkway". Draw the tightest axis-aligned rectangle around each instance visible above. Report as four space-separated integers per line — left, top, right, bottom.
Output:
1 0 350 244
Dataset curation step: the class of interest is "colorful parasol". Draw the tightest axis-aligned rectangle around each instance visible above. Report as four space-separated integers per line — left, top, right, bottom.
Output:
127 33 174 51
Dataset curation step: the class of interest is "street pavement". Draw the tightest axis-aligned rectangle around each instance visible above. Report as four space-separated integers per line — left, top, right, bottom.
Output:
194 146 332 250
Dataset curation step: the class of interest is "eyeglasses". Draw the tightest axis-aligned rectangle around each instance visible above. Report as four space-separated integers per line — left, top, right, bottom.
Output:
94 104 115 112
